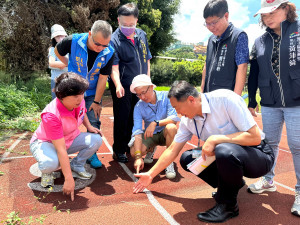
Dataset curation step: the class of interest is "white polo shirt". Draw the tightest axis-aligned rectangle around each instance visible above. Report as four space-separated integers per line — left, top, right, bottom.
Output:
174 89 265 143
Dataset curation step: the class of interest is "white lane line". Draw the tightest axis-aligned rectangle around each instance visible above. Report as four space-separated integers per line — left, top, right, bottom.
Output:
2 152 112 161
186 142 197 148
101 135 179 225
274 181 295 192
0 131 29 164
102 102 113 107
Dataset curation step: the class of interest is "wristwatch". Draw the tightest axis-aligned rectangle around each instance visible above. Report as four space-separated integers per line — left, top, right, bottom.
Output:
93 100 101 105
154 120 159 127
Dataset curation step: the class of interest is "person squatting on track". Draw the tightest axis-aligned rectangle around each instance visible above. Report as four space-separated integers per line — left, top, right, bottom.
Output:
109 2 152 163
30 72 103 201
55 20 115 169
133 81 274 223
128 74 180 179
247 0 300 217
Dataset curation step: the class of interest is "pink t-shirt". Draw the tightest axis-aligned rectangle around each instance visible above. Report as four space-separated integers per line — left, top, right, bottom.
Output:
30 98 86 149
41 109 75 140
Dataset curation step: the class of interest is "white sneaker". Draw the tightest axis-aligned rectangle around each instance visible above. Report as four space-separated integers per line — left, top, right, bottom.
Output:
41 173 54 188
291 191 300 217
247 177 277 194
144 147 157 164
165 162 176 179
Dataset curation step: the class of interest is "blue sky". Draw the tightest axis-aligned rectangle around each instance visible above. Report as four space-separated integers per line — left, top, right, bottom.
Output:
173 0 300 48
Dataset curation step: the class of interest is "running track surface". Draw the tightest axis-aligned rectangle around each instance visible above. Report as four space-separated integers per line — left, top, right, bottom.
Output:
0 96 299 225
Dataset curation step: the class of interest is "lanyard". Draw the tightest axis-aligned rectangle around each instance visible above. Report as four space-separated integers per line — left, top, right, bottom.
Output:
193 118 206 147
194 93 208 147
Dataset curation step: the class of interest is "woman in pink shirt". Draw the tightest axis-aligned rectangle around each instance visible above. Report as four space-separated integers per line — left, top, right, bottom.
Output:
30 72 102 201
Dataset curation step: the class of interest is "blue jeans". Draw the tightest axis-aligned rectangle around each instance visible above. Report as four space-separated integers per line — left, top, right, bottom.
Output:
261 106 300 192
30 132 102 173
84 95 101 129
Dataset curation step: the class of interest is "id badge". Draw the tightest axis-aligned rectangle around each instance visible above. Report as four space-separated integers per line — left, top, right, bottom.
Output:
192 147 202 159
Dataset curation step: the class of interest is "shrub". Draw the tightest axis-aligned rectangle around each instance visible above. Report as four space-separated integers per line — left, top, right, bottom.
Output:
151 59 176 85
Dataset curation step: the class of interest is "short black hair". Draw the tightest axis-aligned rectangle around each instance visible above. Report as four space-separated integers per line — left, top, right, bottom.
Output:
168 80 199 102
117 2 139 18
55 72 89 100
203 0 228 19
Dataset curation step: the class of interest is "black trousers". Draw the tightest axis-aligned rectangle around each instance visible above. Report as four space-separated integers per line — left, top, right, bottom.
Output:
180 141 274 205
109 82 139 154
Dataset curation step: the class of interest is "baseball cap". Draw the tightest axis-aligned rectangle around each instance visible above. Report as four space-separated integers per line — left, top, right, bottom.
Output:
254 0 289 17
130 74 156 94
51 24 67 39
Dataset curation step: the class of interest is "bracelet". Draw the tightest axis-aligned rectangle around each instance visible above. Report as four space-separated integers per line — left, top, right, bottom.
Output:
134 150 142 156
135 155 142 160
93 100 101 105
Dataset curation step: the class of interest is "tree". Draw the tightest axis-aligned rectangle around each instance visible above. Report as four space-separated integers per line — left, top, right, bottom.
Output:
0 0 180 78
109 0 180 58
0 0 119 79
150 0 180 57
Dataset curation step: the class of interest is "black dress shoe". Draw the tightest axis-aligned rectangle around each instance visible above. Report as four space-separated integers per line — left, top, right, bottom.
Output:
197 203 239 223
113 153 128 163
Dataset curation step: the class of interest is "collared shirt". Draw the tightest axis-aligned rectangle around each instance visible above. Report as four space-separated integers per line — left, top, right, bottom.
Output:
216 23 249 66
174 89 264 143
131 91 180 137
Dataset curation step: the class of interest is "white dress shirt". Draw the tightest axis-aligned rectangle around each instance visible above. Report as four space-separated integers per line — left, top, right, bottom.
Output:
174 89 265 143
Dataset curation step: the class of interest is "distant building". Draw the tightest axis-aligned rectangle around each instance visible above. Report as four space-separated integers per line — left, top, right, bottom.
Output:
193 44 207 55
169 41 207 55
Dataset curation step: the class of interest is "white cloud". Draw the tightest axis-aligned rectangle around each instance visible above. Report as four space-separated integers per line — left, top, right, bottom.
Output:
173 0 210 44
244 23 265 49
173 0 256 44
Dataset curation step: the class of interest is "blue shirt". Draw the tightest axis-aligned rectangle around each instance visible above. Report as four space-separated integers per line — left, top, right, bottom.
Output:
48 47 68 79
217 23 249 66
174 89 264 143
132 91 180 137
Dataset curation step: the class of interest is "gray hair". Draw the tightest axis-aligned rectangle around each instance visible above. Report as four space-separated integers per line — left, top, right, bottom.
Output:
91 20 112 39
168 80 199 102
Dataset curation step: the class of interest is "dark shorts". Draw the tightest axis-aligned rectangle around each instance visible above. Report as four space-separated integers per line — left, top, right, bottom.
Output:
142 129 166 149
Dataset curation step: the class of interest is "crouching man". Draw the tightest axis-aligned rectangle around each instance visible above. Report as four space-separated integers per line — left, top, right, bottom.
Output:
129 74 180 179
133 81 274 223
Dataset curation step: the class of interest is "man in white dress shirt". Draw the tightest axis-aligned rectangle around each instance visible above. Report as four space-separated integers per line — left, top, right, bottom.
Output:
133 80 274 223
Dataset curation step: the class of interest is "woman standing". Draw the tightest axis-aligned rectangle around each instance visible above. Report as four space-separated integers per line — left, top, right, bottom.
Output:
49 24 68 99
30 72 102 201
247 0 300 217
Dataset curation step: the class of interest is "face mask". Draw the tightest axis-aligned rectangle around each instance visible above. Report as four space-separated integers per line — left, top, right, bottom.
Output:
120 26 136 37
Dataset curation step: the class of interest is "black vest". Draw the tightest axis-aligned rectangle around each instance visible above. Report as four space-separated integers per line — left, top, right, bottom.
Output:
204 23 244 93
255 20 300 107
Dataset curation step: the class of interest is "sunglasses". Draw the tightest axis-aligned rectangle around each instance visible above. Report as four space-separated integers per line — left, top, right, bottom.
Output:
91 36 109 48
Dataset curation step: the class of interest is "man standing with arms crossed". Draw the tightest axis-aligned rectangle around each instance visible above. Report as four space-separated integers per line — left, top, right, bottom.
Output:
109 3 152 163
55 20 115 168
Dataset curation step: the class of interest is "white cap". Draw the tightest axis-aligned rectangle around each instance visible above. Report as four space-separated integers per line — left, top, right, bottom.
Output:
254 0 289 17
51 24 67 39
130 74 156 94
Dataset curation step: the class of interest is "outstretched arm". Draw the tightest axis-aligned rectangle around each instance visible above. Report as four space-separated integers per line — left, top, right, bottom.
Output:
133 141 186 193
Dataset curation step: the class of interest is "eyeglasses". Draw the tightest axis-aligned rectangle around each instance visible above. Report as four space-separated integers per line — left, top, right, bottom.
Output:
204 16 223 28
91 36 109 48
136 86 150 98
